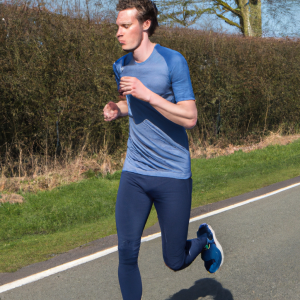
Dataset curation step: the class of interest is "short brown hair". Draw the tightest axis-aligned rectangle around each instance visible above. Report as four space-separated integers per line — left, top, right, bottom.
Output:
116 0 159 37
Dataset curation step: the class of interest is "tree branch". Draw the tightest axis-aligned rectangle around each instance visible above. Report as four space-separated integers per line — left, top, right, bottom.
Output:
216 13 242 29
213 0 241 17
158 2 215 28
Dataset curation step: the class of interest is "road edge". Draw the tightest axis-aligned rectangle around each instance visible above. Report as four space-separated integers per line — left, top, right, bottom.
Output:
1 175 300 287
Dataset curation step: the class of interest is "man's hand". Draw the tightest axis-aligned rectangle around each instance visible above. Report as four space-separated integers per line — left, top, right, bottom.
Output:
103 101 121 122
119 77 152 102
118 76 197 129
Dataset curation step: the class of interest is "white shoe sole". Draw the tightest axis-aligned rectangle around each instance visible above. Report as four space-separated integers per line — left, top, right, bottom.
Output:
208 225 224 268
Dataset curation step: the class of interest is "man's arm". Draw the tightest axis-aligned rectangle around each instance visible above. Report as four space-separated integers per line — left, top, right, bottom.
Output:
103 96 128 122
119 77 197 129
149 96 197 130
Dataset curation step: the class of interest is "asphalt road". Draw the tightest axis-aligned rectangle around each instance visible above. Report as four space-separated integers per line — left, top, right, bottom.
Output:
1 181 300 300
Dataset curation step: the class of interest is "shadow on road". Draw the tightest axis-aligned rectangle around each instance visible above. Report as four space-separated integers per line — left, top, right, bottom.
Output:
165 278 233 300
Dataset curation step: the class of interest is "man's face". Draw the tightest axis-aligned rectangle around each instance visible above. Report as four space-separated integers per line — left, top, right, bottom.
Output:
116 8 144 52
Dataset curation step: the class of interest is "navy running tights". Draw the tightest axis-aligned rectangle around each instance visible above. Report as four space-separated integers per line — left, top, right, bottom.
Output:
116 172 207 300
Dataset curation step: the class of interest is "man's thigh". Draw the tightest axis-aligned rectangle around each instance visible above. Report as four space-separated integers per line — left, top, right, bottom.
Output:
151 177 193 262
116 171 153 242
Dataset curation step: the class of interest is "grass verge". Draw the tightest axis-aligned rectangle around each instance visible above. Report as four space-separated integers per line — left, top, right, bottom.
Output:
1 140 300 273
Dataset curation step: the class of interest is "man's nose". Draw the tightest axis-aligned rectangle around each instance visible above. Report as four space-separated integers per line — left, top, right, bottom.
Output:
116 27 123 37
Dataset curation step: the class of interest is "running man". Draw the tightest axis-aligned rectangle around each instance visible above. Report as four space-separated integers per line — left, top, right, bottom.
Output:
103 1 224 299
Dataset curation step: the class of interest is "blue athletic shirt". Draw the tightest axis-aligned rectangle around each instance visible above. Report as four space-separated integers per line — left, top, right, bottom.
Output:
113 44 195 179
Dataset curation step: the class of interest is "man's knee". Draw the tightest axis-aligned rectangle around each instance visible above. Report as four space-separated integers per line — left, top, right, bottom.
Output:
118 239 141 265
164 258 183 272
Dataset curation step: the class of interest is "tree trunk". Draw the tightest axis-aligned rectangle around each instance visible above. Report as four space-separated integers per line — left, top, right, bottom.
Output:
239 0 253 36
249 0 262 37
213 0 263 37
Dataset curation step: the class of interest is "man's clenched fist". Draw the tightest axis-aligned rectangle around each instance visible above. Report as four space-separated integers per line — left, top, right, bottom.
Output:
103 101 120 122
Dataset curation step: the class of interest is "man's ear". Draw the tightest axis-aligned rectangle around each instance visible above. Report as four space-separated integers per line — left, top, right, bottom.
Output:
143 19 151 31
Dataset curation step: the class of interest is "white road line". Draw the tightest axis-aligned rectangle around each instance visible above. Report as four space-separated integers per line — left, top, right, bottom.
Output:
1 182 300 294
190 182 300 223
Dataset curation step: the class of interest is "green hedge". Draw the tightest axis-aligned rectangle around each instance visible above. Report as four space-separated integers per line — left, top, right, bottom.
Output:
152 28 300 145
0 5 128 177
1 4 300 177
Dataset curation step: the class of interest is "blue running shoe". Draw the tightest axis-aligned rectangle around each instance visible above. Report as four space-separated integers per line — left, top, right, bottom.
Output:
197 223 224 273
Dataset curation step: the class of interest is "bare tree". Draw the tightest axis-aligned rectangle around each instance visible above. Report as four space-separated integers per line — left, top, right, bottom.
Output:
211 0 296 37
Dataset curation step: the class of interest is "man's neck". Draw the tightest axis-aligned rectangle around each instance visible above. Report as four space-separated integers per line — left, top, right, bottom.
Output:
132 35 156 63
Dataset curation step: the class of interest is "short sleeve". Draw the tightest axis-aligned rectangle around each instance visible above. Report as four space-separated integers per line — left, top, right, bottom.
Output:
170 53 195 103
113 62 120 90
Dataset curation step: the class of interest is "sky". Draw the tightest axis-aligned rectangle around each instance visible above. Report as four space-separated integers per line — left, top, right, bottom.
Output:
113 0 300 38
88 0 300 38
193 0 300 38
4 0 298 38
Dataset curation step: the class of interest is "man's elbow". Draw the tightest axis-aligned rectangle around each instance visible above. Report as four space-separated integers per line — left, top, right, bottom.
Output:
185 117 197 130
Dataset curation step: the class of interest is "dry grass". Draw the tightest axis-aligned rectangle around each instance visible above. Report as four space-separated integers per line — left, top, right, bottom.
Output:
0 150 126 194
0 193 24 204
190 132 300 159
1 132 299 194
